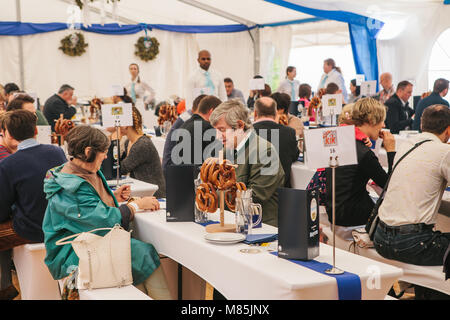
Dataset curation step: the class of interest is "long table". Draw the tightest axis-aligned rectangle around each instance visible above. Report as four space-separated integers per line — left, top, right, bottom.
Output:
133 209 403 300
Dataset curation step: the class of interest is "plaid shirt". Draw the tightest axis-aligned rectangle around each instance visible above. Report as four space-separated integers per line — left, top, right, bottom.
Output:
377 86 395 104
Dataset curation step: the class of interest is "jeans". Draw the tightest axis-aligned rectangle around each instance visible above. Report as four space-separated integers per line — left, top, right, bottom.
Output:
373 221 450 266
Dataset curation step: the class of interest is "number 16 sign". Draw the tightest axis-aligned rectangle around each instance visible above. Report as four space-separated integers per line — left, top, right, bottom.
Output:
304 125 357 169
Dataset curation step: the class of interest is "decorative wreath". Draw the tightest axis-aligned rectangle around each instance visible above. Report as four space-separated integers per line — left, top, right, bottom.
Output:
134 36 160 62
59 32 88 57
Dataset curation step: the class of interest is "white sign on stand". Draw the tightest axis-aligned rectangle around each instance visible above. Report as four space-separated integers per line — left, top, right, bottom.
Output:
110 85 124 96
249 78 265 90
360 80 377 97
101 103 133 128
321 94 343 117
304 125 357 169
36 125 52 145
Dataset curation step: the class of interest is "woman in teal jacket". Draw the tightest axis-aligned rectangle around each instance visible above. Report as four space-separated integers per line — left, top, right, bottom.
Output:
42 125 171 299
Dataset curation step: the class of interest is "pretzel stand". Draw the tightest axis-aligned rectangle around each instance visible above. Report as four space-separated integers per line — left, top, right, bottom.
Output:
205 150 236 233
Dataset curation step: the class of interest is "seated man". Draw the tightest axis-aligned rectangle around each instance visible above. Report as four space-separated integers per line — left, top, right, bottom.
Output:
43 84 77 132
253 97 299 188
7 93 49 126
172 95 222 171
374 105 450 266
384 81 415 134
0 110 67 247
224 77 245 104
209 100 285 227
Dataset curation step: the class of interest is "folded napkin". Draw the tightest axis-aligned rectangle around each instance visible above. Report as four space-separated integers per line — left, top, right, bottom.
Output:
196 220 220 227
244 233 278 244
297 155 304 162
446 187 450 192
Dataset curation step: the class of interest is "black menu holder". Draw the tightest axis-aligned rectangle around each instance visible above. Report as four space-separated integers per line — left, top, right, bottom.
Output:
277 187 320 260
165 164 195 222
101 138 120 180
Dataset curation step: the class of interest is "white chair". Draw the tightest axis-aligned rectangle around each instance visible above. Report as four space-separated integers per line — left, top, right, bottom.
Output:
321 226 450 296
12 243 61 300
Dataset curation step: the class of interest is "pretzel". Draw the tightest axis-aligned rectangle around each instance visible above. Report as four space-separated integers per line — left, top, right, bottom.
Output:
89 97 102 121
200 158 236 190
224 182 247 212
158 104 178 125
421 91 431 99
309 96 321 109
54 115 75 136
279 114 289 126
195 182 218 213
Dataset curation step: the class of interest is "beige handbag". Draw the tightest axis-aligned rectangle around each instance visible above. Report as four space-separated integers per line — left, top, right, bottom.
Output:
56 224 133 290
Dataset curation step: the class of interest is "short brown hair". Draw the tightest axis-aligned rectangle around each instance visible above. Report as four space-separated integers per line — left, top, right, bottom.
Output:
197 95 222 114
351 97 386 126
254 97 277 118
192 94 207 113
6 94 35 111
432 78 449 94
299 83 311 99
1 109 37 141
421 104 450 134
270 92 290 114
65 125 110 163
326 82 339 95
397 80 413 92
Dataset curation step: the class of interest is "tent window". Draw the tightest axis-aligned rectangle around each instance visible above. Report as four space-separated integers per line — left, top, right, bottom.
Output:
428 28 450 104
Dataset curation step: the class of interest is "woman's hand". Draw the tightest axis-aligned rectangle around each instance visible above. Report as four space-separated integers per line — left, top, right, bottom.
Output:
114 185 131 202
362 137 372 148
380 130 396 152
136 197 160 211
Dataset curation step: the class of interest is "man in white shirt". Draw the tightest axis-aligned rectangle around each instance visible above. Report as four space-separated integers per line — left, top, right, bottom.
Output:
374 105 450 266
185 50 227 111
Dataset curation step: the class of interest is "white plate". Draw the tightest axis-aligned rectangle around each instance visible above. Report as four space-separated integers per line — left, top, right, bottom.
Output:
204 232 246 244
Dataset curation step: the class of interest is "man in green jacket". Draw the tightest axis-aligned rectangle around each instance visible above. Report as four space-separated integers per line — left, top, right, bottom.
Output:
209 99 285 227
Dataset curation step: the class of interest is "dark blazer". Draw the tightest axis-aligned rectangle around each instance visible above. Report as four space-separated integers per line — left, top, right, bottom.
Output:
175 113 220 169
384 93 414 134
253 120 299 188
43 94 77 132
412 92 449 131
325 140 395 227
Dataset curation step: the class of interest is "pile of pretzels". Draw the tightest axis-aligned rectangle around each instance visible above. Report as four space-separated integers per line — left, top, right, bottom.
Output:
195 158 247 213
278 114 289 126
54 115 75 136
158 104 178 125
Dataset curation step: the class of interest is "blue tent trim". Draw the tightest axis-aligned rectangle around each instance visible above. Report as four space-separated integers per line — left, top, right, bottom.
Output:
264 0 383 86
444 0 450 5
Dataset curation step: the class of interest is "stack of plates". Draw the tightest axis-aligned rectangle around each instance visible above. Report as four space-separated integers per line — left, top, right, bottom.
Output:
204 232 245 244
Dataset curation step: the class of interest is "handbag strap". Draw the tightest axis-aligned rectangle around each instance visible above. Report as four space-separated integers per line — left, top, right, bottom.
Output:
375 139 432 204
55 225 121 246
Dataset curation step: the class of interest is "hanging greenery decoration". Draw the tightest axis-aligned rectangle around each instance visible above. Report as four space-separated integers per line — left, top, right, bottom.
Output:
59 32 88 57
134 36 160 62
75 0 120 10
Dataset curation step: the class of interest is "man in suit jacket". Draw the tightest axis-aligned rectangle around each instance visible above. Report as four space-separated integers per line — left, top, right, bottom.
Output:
253 97 299 188
43 84 77 132
413 78 449 132
384 80 414 134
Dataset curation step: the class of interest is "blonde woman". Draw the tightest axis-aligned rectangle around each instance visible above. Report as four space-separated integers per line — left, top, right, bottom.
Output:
120 107 166 198
324 98 396 239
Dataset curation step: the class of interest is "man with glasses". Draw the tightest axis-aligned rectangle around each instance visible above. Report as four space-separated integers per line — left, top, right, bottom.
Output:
185 50 227 112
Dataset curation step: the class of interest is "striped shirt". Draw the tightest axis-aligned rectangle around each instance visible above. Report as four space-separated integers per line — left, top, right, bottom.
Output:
0 145 10 161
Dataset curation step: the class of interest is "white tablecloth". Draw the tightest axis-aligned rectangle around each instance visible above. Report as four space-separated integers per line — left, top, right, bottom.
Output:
290 162 316 190
107 177 158 197
133 209 403 300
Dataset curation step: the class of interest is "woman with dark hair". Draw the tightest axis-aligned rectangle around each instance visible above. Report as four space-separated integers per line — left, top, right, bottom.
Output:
317 58 348 102
348 79 361 104
120 107 166 198
298 83 312 108
42 125 171 299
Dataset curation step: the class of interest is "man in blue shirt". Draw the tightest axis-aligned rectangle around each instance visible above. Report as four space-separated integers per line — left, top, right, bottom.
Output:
413 78 449 132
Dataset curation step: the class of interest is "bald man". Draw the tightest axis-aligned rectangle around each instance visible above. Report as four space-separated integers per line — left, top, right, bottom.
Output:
376 72 395 104
185 50 227 112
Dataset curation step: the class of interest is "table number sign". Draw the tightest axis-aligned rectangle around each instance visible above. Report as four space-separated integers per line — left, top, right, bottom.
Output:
249 78 265 91
321 94 343 117
360 80 377 97
304 125 357 169
101 103 133 128
356 74 365 86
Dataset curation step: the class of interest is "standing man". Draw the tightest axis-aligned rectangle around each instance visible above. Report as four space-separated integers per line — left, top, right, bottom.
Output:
224 78 245 104
43 84 77 132
185 50 227 111
375 72 395 104
384 81 415 134
413 78 449 132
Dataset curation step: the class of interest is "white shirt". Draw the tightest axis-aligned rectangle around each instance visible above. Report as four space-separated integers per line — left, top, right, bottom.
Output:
378 132 450 226
277 79 300 101
125 78 155 105
185 67 227 111
317 69 348 103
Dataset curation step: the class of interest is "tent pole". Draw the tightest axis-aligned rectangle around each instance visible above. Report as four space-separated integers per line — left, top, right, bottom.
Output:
16 0 25 91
